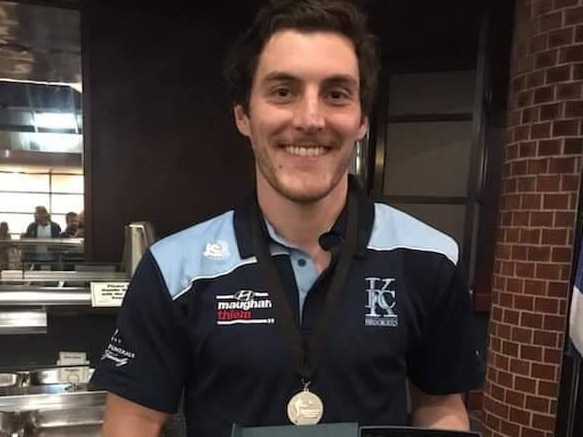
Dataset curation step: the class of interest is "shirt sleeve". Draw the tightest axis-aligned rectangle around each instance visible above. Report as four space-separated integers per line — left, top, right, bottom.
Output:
90 250 190 413
406 257 485 395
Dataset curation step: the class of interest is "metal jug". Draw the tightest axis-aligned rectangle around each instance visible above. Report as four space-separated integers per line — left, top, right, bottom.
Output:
123 221 156 279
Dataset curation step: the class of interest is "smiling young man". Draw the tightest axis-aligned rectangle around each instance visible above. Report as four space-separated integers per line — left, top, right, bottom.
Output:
92 1 484 436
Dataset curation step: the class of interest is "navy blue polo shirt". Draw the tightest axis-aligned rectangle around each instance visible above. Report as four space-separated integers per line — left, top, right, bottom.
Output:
91 180 484 436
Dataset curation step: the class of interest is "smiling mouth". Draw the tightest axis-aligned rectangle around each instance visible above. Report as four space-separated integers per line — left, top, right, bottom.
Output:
284 145 330 157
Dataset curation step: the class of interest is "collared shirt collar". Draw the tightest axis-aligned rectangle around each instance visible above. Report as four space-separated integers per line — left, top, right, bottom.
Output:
234 174 374 259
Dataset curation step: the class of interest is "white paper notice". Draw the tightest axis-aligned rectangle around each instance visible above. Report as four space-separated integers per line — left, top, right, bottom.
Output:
90 282 129 307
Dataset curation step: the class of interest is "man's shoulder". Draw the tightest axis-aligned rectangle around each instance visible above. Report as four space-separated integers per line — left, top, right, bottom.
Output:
152 210 235 255
370 202 459 265
148 210 246 299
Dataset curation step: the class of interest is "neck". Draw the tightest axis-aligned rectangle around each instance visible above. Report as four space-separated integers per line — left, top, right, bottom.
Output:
257 176 348 259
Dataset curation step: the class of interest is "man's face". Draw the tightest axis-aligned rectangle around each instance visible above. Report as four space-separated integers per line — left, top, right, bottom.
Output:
235 30 368 203
67 215 79 229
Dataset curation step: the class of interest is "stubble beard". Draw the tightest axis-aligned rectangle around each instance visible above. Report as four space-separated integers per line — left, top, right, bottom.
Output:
254 144 352 205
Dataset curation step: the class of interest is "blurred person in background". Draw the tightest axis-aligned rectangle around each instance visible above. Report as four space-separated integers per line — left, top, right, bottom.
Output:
60 212 80 237
23 206 61 238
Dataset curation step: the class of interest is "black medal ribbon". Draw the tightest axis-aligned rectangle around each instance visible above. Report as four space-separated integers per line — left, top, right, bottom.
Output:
250 190 358 385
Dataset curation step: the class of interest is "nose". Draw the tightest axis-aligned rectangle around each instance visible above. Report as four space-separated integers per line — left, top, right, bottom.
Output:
292 90 325 133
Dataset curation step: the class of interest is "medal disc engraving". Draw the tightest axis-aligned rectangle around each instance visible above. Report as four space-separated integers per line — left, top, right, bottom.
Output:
287 390 324 425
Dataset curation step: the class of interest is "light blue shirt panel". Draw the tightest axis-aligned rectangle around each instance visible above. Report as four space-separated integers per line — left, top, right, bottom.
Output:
149 210 256 301
368 203 459 265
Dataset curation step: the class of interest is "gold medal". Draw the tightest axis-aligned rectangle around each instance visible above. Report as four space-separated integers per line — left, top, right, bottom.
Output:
287 386 324 425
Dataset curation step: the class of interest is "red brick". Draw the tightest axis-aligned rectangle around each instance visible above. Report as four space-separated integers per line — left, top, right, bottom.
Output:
543 314 566 331
485 412 502 431
506 278 524 294
514 211 531 226
522 194 542 209
554 0 581 8
531 211 554 226
528 70 546 88
535 297 560 314
562 174 580 191
530 30 548 53
543 192 570 209
499 291 513 307
515 375 538 393
520 229 542 245
521 345 544 361
537 174 561 191
563 137 581 158
516 261 536 277
510 357 531 376
560 44 583 62
534 330 558 347
519 141 538 157
532 413 555 430
528 158 550 174
525 395 550 413
504 308 521 325
518 176 537 191
502 340 520 358
565 101 583 117
535 49 559 68
577 24 583 43
565 6 583 25
512 160 528 176
499 323 512 340
534 0 554 15
520 427 546 437
557 83 582 100
543 347 562 364
490 397 510 418
515 294 535 311
500 421 520 437
527 246 551 262
524 279 546 295
511 244 528 261
554 211 575 227
536 263 564 280
513 125 531 141
541 228 568 245
552 246 572 263
501 260 515 275
540 102 562 120
540 11 563 31
547 281 569 298
553 119 581 137
518 89 534 107
574 63 583 79
521 312 544 330
531 362 557 380
548 27 574 47
495 353 511 371
534 86 555 104
538 139 562 156
538 380 558 397
509 406 531 426
549 156 576 173
512 326 534 343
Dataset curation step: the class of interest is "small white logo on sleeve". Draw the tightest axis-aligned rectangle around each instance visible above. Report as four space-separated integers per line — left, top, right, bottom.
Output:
203 240 231 260
101 329 136 367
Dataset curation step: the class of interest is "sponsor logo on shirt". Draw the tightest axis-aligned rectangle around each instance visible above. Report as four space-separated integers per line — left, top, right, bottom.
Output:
216 290 275 325
364 277 398 327
101 329 136 367
203 240 231 260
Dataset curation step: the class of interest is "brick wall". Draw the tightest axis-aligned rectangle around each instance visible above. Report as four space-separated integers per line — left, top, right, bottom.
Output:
481 0 583 436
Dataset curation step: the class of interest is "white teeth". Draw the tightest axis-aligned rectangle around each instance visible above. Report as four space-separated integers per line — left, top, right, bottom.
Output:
285 146 327 157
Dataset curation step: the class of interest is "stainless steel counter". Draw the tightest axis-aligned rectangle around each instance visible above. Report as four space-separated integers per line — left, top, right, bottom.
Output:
0 389 106 436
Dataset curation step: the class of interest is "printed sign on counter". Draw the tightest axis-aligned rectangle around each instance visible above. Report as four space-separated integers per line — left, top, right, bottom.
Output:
90 282 129 307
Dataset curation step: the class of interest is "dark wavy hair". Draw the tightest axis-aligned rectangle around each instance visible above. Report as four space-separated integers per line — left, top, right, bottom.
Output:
223 0 379 115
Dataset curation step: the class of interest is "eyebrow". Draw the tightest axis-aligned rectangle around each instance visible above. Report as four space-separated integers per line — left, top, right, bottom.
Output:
261 71 359 88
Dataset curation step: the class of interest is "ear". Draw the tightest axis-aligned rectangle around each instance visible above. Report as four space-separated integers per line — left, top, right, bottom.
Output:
234 105 251 137
357 115 369 140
